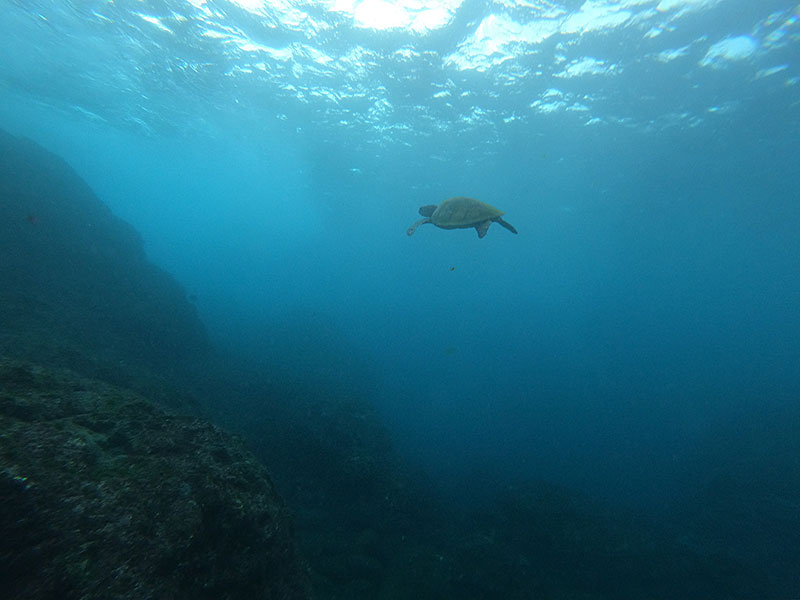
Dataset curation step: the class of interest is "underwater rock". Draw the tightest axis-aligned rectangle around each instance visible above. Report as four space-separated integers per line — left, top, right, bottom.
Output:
447 481 772 600
0 359 310 600
0 129 210 410
675 410 800 597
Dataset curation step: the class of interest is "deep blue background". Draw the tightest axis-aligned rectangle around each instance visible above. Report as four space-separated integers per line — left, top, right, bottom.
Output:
6 93 797 512
1 0 799 513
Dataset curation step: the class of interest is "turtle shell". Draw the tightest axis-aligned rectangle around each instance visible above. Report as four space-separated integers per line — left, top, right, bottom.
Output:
431 197 504 228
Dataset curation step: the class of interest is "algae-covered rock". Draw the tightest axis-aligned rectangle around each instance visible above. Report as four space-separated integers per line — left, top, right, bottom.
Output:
0 359 310 600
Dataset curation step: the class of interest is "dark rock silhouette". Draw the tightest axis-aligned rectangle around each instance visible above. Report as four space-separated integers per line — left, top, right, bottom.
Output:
0 129 210 410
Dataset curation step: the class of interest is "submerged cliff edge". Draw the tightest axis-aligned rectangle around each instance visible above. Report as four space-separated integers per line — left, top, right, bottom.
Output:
0 131 310 599
0 129 211 411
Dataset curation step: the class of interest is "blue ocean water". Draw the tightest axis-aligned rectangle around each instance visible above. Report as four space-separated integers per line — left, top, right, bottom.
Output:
2 0 799 520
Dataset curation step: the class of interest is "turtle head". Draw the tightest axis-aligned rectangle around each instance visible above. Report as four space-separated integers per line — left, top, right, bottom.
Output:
418 204 437 217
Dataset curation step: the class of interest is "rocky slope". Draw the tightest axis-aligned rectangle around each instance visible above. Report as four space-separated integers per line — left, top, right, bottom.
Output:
0 130 310 598
0 129 210 410
0 359 309 599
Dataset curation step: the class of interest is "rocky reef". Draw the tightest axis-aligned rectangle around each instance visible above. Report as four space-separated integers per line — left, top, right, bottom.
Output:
0 359 309 599
0 131 309 598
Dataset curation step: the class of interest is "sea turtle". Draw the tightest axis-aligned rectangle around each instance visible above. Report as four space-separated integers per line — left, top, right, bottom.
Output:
406 197 518 239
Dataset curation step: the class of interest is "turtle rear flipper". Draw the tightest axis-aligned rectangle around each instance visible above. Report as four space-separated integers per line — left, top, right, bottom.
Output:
495 217 518 234
407 217 431 236
475 219 491 238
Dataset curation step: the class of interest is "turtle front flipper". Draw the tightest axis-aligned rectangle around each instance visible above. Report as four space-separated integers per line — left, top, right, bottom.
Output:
407 217 432 236
475 219 492 238
495 217 518 234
